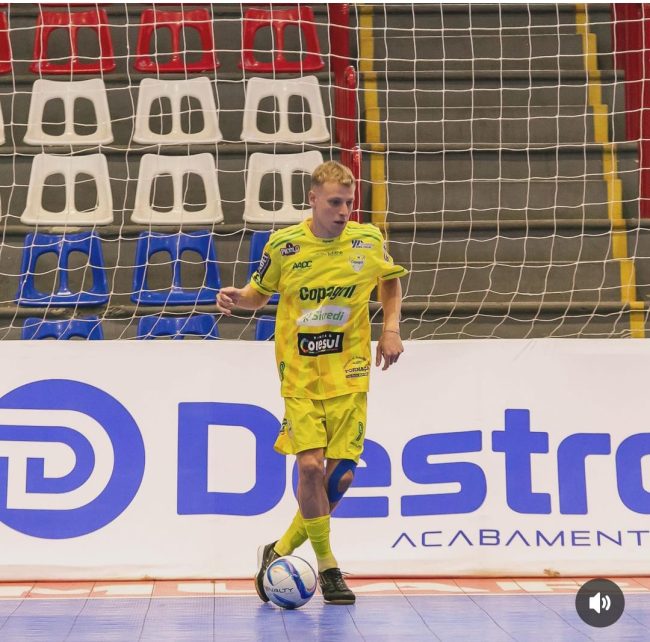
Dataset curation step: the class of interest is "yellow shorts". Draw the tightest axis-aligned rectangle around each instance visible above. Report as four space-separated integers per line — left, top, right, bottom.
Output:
274 392 367 463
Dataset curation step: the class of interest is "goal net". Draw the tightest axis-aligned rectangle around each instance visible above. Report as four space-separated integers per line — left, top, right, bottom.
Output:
0 3 644 341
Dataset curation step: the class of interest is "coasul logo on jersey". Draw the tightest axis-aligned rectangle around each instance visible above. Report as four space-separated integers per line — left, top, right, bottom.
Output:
298 331 344 356
299 285 357 304
0 379 145 539
280 242 300 256
352 239 373 249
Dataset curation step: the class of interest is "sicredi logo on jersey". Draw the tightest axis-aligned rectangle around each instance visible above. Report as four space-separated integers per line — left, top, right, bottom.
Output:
297 331 344 356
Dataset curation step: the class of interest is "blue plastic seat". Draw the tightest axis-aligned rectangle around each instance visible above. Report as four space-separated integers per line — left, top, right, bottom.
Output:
16 232 109 307
131 231 221 305
247 231 279 304
22 316 104 340
137 314 219 340
255 315 276 341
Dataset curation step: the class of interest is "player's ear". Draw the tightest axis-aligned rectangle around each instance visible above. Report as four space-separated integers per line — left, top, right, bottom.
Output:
308 189 316 206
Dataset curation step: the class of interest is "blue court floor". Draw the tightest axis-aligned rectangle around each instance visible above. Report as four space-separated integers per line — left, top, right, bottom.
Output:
0 579 647 641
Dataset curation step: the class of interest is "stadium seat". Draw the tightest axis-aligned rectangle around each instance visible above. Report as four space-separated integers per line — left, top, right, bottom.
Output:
247 231 279 304
137 314 219 340
22 316 104 340
16 232 109 307
131 231 221 305
133 77 222 144
21 153 113 226
244 150 322 223
31 8 116 75
24 79 113 145
0 13 11 74
241 76 329 143
255 315 276 340
135 8 219 73
131 153 223 225
240 6 324 73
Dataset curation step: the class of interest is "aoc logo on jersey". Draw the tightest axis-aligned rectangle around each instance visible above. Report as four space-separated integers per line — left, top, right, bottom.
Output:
292 260 312 271
297 331 344 356
280 243 301 256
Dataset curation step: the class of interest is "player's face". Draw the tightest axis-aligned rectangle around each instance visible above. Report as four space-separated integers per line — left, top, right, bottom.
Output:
308 181 355 239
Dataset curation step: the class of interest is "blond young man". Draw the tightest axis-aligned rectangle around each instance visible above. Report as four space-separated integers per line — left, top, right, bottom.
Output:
217 161 407 604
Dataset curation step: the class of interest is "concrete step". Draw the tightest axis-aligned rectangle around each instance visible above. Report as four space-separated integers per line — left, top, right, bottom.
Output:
376 105 596 146
383 178 611 222
400 259 622 303
372 33 587 73
388 225 615 265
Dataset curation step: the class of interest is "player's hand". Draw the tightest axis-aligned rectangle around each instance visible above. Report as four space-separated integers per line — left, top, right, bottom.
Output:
375 331 403 371
216 287 242 316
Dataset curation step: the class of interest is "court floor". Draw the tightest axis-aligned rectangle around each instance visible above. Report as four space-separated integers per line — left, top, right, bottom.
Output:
0 578 647 641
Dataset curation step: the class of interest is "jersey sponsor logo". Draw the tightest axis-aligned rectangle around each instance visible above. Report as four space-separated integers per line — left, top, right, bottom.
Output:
352 239 373 249
280 242 300 256
345 356 370 379
350 255 365 272
257 252 272 280
299 285 357 303
291 260 312 271
297 305 351 327
297 331 344 356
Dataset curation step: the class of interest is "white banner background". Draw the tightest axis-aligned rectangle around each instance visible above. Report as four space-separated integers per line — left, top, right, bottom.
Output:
0 339 648 579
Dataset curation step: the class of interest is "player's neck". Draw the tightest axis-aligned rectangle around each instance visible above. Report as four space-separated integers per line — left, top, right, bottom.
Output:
308 218 346 240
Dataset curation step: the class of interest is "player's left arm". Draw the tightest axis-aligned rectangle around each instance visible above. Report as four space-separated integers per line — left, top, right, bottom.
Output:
375 276 404 371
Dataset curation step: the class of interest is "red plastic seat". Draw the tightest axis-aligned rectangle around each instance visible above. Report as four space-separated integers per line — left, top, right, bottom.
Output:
135 8 219 73
240 6 324 73
31 8 115 74
0 13 10 74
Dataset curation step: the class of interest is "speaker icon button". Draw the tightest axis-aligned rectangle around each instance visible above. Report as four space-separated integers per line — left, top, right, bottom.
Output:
576 579 625 627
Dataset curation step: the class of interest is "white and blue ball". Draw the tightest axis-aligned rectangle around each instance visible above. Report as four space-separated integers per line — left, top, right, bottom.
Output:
263 555 317 609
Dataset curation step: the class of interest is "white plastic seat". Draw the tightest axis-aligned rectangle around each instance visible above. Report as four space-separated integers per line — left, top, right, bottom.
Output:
131 153 224 225
241 76 330 143
21 153 113 225
243 150 323 223
133 77 222 144
24 79 113 146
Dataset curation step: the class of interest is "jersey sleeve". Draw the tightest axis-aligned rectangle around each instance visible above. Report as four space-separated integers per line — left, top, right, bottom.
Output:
374 228 409 281
249 239 281 296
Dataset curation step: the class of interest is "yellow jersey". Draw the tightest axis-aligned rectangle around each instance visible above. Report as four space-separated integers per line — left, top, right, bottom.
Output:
249 219 408 399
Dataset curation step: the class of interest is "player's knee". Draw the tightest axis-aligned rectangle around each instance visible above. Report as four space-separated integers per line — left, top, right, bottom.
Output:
297 454 325 483
326 460 357 503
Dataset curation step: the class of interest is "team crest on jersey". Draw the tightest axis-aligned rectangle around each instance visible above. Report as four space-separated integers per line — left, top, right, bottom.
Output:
280 242 301 256
349 254 365 272
352 239 373 249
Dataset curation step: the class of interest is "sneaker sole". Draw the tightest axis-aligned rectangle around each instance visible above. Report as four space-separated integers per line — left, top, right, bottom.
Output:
254 545 270 603
323 596 356 605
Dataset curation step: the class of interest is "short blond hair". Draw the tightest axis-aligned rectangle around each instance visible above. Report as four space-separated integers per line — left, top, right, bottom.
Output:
311 161 355 189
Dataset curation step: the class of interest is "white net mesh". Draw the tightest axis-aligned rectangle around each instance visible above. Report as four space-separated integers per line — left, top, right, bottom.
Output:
0 4 646 340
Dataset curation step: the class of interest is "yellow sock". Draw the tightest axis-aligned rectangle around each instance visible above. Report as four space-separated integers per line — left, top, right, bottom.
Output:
303 514 337 572
275 510 308 556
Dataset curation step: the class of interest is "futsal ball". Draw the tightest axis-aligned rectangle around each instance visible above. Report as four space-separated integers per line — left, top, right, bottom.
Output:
263 555 317 609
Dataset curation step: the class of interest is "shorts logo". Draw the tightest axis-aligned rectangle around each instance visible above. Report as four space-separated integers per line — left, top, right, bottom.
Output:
354 421 364 442
298 331 344 357
345 356 370 379
352 239 373 249
350 255 365 272
292 260 312 271
297 306 350 327
280 243 300 257
279 362 285 381
257 252 272 280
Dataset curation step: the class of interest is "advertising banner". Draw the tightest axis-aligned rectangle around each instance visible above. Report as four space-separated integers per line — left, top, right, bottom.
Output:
0 339 648 579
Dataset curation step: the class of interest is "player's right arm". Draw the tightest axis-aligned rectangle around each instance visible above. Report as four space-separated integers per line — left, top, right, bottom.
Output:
217 285 270 316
